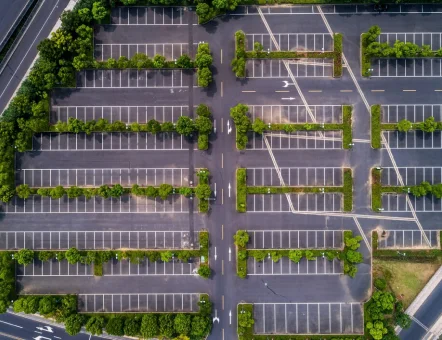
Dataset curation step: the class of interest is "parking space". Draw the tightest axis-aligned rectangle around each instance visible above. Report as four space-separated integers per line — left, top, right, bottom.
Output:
95 43 195 61
51 106 188 124
382 130 442 149
381 104 442 123
110 7 195 25
32 132 189 151
17 168 189 187
376 229 439 249
102 258 198 276
246 167 343 187
378 32 442 50
248 256 342 275
245 33 333 52
78 293 201 313
247 230 343 249
249 105 342 124
381 167 442 186
0 230 196 250
382 193 442 212
246 59 333 78
0 195 189 214
247 131 343 150
247 193 342 212
251 302 364 335
76 69 195 88
17 259 92 276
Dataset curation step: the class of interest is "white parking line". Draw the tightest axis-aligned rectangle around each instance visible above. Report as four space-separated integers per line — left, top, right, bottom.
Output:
246 59 333 78
376 229 440 249
381 167 442 186
248 193 342 212
249 105 342 124
111 6 189 25
381 104 442 123
246 33 333 52
95 43 194 61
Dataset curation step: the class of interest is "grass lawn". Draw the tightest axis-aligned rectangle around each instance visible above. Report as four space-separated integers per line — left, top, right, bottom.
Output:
373 258 440 308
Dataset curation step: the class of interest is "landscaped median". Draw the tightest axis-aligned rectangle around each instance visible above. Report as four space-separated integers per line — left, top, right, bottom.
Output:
236 168 353 212
232 30 343 78
234 230 363 279
371 167 442 211
371 104 442 149
231 103 353 150
7 230 210 278
362 25 442 77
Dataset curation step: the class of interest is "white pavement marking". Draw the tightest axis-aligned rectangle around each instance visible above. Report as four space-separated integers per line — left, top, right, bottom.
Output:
316 6 430 247
377 229 439 249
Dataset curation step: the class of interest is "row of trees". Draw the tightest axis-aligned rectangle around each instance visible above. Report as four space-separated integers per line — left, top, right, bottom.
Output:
0 253 15 313
195 43 213 87
396 116 441 133
230 104 251 150
232 31 247 77
15 183 188 200
95 53 193 70
407 181 442 198
13 294 212 338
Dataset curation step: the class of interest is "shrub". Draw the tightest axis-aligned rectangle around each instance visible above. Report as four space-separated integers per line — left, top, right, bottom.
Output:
105 317 124 336
198 264 211 279
15 249 34 265
234 230 249 248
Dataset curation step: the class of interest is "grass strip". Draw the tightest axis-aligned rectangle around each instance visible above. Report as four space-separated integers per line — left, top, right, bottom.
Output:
343 168 353 212
236 168 247 213
342 105 353 149
372 230 378 251
371 104 382 149
232 30 247 78
373 249 442 262
333 33 343 77
371 167 382 211
237 303 254 339
197 168 210 213
361 32 372 77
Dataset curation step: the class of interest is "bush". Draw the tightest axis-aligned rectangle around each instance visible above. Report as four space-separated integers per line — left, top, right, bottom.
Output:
85 316 105 335
15 249 34 265
124 317 141 336
196 104 211 117
374 278 387 291
65 314 85 336
174 313 191 336
140 314 158 338
197 134 209 150
65 247 82 264
105 317 124 336
234 230 249 248
16 184 31 199
198 264 211 279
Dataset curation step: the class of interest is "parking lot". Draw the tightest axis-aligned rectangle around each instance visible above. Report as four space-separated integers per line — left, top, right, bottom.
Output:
32 132 190 151
246 167 343 187
51 105 188 124
78 293 201 313
245 33 333 52
376 229 439 249
95 43 195 61
0 230 196 250
247 193 342 212
251 302 364 334
247 131 343 150
76 69 195 88
246 59 333 78
249 105 342 124
248 256 342 275
0 194 189 214
17 167 189 187
246 230 343 249
110 6 195 26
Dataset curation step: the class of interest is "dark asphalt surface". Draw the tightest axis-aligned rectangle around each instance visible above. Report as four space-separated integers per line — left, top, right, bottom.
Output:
0 0 29 48
2 3 442 340
0 0 70 114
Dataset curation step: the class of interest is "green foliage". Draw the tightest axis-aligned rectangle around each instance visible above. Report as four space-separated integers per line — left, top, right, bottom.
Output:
92 2 108 21
238 310 255 328
65 247 82 264
371 105 382 148
410 181 432 197
50 185 66 199
230 104 251 150
195 116 213 135
195 183 211 200
198 264 211 278
346 250 363 264
14 296 40 314
124 317 141 336
397 119 412 132
288 249 303 263
65 314 85 336
158 184 173 200
16 184 31 199
270 251 282 262
197 67 212 87
174 314 191 336
196 104 211 117
38 251 55 262
234 230 249 248
86 316 105 335
420 116 438 133
191 315 212 337
236 168 247 212
176 54 193 68
374 278 387 291
176 116 195 136
252 118 267 134
159 314 175 338
153 54 166 68
15 249 34 265
105 316 124 336
140 314 158 339
197 134 209 150
232 31 246 78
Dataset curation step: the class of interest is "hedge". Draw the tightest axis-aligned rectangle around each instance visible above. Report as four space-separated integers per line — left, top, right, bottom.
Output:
244 168 353 212
0 252 16 312
196 168 211 213
234 32 343 78
371 105 382 149
236 169 247 213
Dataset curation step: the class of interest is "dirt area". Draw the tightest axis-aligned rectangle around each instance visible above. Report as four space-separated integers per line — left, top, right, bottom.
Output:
373 259 440 309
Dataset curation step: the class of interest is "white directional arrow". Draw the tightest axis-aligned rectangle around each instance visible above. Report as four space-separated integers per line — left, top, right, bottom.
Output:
214 183 217 197
214 119 216 133
227 120 232 134
36 326 53 333
229 310 232 325
229 247 232 261
214 247 217 261
281 97 296 100
282 80 295 87
33 337 51 340
213 309 220 323
228 183 231 198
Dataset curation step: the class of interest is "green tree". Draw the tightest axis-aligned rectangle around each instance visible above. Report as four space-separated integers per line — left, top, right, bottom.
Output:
15 249 34 265
147 119 162 134
174 314 191 336
14 296 40 314
397 119 412 132
159 314 175 338
176 54 193 68
178 187 193 197
288 249 303 263
50 186 66 199
196 3 210 18
38 296 57 315
196 104 211 117
38 251 54 262
195 116 213 135
146 186 158 198
410 181 432 197
97 185 111 198
367 321 388 340
198 134 209 150
78 8 92 22
254 42 264 52
130 53 151 69
86 316 105 335
65 314 85 336
176 116 195 136
160 250 173 262
140 314 158 338
195 184 211 200
65 247 82 264
161 121 175 132
105 316 124 336
110 184 124 197
153 54 166 68
252 118 267 134
124 317 141 336
197 67 212 87
432 183 442 198
346 250 363 264
344 234 362 250
92 2 107 21
234 230 249 247
67 186 83 198
230 104 251 134
420 116 438 133
195 54 213 69
238 309 254 328
16 184 31 199
270 251 282 262
372 291 395 312
198 264 211 278
191 315 211 337
158 184 173 200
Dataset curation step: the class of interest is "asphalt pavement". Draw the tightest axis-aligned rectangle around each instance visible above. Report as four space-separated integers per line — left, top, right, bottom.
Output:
0 0 29 49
